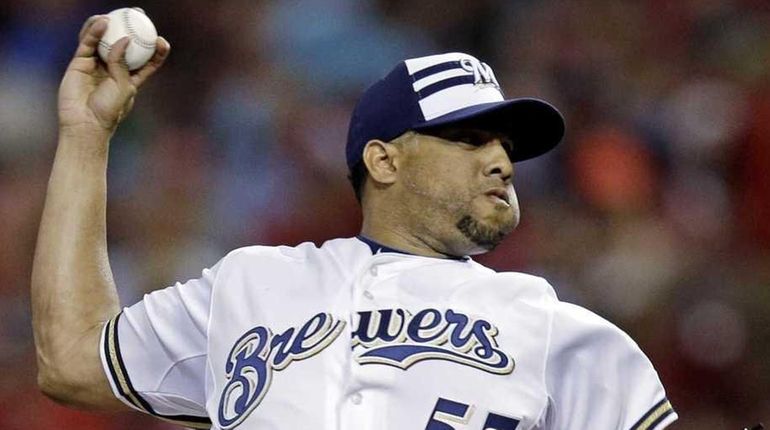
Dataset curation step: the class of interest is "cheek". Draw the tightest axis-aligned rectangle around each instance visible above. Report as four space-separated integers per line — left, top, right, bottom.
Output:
405 161 472 200
433 160 477 191
434 172 476 206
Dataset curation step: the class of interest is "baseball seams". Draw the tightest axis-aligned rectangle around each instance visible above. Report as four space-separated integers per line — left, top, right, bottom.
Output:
98 39 111 52
122 8 156 50
99 8 155 55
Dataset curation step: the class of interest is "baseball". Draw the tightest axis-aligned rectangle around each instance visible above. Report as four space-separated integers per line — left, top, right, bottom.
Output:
97 7 158 71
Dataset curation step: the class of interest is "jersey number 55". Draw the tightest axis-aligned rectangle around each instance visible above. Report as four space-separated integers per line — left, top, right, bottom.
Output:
426 397 520 430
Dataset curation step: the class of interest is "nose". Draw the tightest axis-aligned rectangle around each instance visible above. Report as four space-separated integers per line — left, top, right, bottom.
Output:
482 139 513 182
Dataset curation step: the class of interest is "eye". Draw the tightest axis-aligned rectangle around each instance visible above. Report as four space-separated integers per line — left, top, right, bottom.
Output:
456 136 477 146
421 128 509 150
452 131 484 146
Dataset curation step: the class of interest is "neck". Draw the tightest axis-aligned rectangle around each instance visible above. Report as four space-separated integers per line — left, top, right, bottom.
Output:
359 215 460 259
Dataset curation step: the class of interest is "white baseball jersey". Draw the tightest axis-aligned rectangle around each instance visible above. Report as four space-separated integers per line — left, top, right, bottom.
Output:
99 236 677 430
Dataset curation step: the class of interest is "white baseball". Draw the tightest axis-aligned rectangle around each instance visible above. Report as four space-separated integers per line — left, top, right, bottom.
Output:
97 7 158 71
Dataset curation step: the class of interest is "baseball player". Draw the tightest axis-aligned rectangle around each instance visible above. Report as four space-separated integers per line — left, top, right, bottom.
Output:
32 15 677 430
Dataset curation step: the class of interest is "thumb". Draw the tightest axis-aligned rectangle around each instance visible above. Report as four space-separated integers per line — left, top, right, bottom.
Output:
105 37 135 93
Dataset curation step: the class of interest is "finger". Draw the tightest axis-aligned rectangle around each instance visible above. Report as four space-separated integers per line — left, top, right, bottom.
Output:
74 16 109 59
131 37 171 88
106 37 133 87
78 14 107 42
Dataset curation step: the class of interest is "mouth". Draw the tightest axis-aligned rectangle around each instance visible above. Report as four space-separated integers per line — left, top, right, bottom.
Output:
485 188 511 207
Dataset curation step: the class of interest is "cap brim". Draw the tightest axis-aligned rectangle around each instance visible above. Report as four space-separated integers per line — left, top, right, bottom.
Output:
412 98 565 162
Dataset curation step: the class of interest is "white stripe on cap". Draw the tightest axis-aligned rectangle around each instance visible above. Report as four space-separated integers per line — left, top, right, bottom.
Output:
404 52 504 121
418 85 503 120
404 52 470 74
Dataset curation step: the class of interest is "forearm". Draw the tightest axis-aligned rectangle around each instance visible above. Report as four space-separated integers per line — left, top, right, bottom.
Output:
31 128 123 407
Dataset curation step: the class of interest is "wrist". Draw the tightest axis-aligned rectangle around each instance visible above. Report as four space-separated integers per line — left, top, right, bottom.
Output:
57 126 114 162
59 124 115 143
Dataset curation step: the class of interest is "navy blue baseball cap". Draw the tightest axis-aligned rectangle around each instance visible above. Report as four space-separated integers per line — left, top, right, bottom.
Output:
346 52 565 170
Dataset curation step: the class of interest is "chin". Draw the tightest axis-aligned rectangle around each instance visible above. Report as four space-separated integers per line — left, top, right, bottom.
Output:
455 213 517 254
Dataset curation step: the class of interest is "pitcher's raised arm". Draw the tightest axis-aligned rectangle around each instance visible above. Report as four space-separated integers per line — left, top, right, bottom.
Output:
31 14 169 410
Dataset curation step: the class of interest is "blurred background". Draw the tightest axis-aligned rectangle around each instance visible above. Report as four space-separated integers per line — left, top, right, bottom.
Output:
1 0 769 428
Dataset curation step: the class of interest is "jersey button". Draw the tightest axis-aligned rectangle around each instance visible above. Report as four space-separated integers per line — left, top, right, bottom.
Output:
350 392 362 405
369 266 378 276
363 291 374 300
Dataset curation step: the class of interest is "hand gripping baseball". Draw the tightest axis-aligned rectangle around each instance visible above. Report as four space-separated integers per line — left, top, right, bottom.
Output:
58 15 170 135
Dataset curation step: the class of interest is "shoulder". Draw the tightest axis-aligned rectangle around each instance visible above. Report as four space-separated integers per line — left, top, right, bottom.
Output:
221 237 366 263
213 237 369 281
545 300 662 397
468 262 559 303
461 267 640 354
548 300 638 352
222 241 318 261
464 265 630 345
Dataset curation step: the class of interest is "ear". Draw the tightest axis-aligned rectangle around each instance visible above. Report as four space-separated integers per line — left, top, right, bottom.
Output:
362 139 400 185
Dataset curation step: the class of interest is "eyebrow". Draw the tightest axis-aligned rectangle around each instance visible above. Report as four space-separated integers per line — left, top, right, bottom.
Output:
423 128 513 150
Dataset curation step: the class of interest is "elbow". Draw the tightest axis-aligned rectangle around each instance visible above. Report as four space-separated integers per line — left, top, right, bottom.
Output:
37 369 73 405
36 359 121 411
37 368 88 408
32 323 118 410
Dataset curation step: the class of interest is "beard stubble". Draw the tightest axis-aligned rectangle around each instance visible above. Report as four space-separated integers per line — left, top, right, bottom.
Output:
455 213 515 250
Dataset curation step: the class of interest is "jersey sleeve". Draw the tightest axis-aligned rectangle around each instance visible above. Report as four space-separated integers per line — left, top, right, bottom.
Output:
99 260 223 429
543 302 677 430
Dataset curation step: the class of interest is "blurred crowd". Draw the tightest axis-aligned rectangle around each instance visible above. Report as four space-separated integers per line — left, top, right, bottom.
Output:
2 0 770 428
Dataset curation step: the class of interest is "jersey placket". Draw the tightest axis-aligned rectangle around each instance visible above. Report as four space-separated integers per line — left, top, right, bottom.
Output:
341 254 406 430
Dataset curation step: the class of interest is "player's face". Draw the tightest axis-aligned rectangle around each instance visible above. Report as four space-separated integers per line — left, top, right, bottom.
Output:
397 128 520 255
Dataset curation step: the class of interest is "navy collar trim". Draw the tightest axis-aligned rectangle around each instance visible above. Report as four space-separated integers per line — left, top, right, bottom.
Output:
356 235 469 261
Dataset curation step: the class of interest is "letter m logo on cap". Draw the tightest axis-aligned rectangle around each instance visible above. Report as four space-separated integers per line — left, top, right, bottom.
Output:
405 53 505 121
